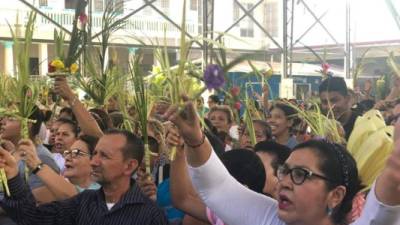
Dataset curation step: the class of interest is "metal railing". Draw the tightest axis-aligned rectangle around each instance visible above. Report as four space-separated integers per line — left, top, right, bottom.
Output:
0 8 198 38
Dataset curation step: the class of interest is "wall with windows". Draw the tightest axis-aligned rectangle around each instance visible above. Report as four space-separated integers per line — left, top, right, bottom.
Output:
214 0 280 50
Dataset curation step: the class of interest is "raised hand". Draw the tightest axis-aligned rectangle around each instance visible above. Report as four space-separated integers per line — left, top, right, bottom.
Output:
165 123 184 151
17 139 42 170
53 76 75 103
137 169 157 201
0 144 18 178
163 96 212 167
163 96 203 147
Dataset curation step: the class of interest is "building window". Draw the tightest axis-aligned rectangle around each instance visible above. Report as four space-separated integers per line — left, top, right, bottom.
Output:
240 3 254 37
197 0 203 33
233 1 240 23
190 0 197 10
94 0 103 12
65 0 78 9
263 1 278 38
160 0 169 8
29 58 39 75
39 0 48 7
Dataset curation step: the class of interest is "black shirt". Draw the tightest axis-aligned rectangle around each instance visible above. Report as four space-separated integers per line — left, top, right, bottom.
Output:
343 110 360 141
1 175 168 225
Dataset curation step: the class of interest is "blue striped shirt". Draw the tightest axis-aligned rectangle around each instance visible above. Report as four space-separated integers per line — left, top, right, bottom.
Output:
1 175 168 225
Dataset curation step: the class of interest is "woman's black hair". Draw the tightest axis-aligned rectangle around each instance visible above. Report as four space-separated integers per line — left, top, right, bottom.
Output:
204 130 225 158
292 140 363 225
254 140 291 172
56 118 80 137
29 105 44 137
89 108 113 131
78 135 99 155
208 95 221 105
270 103 297 119
220 149 266 193
59 107 76 122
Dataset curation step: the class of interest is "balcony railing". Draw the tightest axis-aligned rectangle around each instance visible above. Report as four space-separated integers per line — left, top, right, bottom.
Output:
0 8 198 39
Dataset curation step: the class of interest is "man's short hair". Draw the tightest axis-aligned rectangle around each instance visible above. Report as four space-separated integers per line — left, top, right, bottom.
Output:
29 106 44 137
318 77 348 96
104 129 144 164
254 141 291 168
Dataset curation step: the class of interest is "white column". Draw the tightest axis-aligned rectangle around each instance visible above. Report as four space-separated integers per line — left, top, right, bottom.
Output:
280 78 294 99
38 43 48 75
3 41 14 76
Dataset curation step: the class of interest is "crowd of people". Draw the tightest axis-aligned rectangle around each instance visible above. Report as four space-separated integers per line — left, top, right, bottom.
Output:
0 74 399 225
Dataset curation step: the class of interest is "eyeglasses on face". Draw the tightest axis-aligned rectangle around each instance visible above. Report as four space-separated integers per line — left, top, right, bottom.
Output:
276 164 333 185
63 149 90 158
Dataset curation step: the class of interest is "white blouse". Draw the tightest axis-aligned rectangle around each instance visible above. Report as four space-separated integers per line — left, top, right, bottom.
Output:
189 150 400 225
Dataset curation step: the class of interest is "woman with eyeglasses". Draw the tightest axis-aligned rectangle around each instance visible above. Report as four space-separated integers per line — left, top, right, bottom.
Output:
63 135 100 192
16 135 99 200
164 99 400 225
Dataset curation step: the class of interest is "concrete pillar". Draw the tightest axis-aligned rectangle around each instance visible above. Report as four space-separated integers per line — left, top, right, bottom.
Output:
280 78 294 99
3 41 14 76
38 43 48 75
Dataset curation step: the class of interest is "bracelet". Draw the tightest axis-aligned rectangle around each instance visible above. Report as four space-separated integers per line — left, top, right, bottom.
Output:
184 132 206 148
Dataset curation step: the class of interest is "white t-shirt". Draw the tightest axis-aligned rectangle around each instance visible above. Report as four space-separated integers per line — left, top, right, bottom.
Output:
189 150 400 225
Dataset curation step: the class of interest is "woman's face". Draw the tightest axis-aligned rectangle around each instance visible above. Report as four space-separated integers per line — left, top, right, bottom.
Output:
239 123 268 149
277 148 334 224
267 108 292 138
49 121 61 146
63 140 92 182
207 98 217 108
54 123 77 154
256 152 278 199
208 110 231 132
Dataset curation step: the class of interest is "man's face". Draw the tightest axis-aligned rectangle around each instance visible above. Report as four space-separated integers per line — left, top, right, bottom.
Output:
90 134 138 185
319 91 350 120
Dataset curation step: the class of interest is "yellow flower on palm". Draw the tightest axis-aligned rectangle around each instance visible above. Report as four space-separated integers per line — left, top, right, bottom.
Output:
152 66 162 75
265 69 273 77
70 63 79 74
51 59 65 71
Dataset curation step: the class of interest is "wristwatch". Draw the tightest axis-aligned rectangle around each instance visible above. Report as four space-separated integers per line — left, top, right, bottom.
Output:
32 163 44 175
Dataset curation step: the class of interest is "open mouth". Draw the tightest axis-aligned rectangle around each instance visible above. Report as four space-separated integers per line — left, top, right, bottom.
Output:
64 164 73 170
55 143 63 150
278 194 292 210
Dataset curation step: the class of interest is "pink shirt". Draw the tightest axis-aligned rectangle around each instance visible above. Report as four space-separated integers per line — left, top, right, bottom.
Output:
206 207 225 225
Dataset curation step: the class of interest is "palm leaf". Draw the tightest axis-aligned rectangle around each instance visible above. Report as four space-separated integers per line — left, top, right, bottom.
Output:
352 48 370 87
